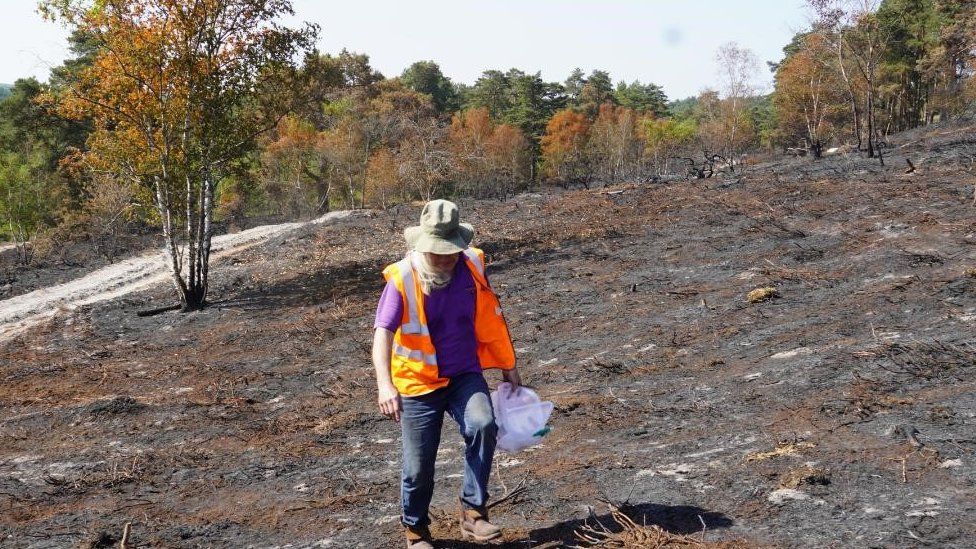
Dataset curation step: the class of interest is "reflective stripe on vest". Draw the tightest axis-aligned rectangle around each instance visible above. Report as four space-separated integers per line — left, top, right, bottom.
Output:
393 342 438 365
397 257 429 336
462 248 501 314
463 248 484 277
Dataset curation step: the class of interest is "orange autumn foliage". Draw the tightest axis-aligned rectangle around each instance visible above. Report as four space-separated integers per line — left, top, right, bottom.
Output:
448 107 531 197
540 109 591 184
774 32 847 151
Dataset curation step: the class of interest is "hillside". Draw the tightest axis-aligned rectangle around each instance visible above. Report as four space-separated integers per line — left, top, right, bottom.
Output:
1 122 975 548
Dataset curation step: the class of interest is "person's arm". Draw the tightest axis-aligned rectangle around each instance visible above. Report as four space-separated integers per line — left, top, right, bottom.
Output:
372 327 401 422
372 280 404 422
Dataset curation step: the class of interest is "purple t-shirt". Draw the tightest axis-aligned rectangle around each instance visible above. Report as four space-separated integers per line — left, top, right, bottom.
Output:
374 259 481 378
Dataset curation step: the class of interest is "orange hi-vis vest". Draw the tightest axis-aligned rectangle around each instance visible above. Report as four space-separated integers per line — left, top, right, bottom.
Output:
382 247 516 397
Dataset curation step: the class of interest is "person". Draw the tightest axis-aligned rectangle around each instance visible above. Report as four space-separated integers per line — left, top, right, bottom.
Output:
371 199 521 549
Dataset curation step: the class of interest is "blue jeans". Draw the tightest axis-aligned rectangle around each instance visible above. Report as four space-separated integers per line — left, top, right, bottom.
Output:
400 372 497 528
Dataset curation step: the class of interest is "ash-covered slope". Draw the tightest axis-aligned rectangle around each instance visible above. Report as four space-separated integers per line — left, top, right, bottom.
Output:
1 123 975 548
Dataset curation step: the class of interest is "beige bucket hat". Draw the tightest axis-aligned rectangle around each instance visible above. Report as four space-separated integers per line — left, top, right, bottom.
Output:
404 199 474 254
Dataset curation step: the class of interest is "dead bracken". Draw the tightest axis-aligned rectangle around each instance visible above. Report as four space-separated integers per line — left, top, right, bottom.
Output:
778 465 831 489
574 504 756 549
745 441 816 462
746 287 778 303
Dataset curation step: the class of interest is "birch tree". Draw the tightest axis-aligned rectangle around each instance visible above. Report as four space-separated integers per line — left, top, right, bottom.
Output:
42 0 315 310
715 42 760 170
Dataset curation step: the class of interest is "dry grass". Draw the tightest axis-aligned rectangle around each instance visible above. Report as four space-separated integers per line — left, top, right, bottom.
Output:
746 287 778 303
574 504 756 548
745 441 815 462
778 465 830 489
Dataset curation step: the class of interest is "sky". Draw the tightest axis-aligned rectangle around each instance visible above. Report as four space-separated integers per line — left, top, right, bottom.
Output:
2 0 811 100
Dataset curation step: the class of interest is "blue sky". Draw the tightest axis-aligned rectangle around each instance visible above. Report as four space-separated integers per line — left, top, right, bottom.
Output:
4 0 810 100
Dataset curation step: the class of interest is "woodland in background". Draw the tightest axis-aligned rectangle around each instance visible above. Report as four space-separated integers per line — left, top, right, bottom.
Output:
0 0 973 271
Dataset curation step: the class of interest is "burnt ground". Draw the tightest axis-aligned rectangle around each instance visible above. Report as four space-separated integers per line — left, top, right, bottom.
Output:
0 216 285 301
0 230 157 302
2 122 976 548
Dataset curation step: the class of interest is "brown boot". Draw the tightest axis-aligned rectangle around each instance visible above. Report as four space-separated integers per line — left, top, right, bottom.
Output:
404 525 434 549
459 504 502 542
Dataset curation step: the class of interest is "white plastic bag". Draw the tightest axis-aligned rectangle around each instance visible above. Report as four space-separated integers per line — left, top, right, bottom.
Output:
491 382 553 453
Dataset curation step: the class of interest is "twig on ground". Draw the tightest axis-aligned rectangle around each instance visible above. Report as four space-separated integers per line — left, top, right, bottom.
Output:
493 460 507 495
119 522 131 549
888 454 909 483
622 481 637 506
488 475 528 510
886 445 939 484
906 530 933 545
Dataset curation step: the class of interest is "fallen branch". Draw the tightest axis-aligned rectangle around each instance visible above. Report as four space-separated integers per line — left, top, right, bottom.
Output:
487 475 528 510
136 303 181 317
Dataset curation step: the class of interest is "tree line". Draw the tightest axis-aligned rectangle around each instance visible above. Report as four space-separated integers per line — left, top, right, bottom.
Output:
0 0 973 309
775 0 975 159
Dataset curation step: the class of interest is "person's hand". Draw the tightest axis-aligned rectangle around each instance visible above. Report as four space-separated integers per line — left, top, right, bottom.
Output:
377 382 402 422
501 367 522 389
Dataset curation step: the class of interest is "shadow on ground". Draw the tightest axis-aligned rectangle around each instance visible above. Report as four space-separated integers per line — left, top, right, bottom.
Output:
431 503 734 548
209 257 389 310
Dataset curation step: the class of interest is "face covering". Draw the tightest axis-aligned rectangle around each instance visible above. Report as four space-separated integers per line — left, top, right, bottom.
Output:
413 251 454 295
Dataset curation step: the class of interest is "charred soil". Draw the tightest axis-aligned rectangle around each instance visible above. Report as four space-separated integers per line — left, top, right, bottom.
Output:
2 123 976 548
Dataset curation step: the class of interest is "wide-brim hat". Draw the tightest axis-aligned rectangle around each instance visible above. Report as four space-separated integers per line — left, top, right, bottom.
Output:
404 199 474 254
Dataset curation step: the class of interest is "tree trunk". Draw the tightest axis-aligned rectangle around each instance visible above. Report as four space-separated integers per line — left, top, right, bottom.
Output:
727 96 738 173
155 174 189 307
181 172 215 311
837 35 863 150
866 51 876 159
199 171 214 307
151 168 215 312
360 140 371 210
186 173 197 303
